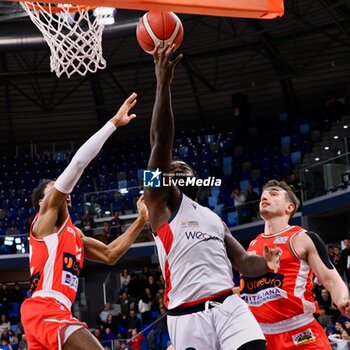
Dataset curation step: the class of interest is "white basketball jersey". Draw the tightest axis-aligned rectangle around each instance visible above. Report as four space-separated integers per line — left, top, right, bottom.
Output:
154 193 234 309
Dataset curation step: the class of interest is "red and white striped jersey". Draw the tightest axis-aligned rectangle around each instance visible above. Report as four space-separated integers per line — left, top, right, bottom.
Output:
154 193 234 310
240 226 318 324
29 214 84 309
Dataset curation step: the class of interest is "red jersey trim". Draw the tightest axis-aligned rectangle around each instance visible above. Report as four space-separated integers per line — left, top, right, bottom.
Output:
30 215 44 242
164 260 172 308
289 241 300 262
156 222 174 308
261 225 295 238
30 215 69 242
157 222 174 255
289 229 304 261
178 288 233 308
56 216 69 236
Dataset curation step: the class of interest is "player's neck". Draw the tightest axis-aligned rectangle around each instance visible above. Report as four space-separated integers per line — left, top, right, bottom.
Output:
264 217 290 235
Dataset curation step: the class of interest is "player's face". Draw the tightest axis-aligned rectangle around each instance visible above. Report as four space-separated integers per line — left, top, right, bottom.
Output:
169 160 194 177
259 187 293 220
169 160 199 200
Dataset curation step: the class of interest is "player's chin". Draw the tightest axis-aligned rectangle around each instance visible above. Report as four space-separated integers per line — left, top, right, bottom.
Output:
260 209 276 221
259 208 269 217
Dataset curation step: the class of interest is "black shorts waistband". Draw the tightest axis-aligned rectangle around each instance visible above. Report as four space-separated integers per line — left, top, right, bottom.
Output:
167 290 233 316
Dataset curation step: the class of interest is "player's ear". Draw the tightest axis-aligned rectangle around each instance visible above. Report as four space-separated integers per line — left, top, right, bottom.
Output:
286 202 295 216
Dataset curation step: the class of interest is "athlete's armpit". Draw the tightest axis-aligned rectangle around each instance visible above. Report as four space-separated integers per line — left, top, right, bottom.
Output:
306 231 334 269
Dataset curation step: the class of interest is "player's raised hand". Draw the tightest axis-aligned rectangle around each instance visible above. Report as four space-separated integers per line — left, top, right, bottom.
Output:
154 42 182 86
136 195 149 224
263 245 281 273
110 93 137 127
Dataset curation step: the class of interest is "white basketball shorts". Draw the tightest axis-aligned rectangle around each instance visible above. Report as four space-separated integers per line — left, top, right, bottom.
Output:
167 294 265 350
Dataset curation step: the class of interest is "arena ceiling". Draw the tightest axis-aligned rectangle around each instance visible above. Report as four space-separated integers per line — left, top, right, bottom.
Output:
0 0 350 152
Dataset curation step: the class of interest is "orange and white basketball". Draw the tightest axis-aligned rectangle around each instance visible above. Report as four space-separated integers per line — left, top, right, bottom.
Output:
136 11 184 55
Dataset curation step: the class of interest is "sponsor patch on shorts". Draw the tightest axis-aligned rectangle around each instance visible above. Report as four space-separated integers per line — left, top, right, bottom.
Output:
292 328 316 346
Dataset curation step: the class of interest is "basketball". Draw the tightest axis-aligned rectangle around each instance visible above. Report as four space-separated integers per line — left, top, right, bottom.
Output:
136 11 184 55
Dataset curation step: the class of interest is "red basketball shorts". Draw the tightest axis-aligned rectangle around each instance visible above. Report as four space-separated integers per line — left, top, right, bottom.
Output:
21 297 87 350
265 319 331 349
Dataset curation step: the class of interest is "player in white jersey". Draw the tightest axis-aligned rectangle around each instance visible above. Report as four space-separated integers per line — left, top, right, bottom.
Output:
144 44 281 350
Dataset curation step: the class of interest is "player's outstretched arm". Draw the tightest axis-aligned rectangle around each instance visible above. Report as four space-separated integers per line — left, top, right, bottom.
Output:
81 196 149 265
224 224 281 276
34 93 137 236
144 43 182 231
295 231 350 317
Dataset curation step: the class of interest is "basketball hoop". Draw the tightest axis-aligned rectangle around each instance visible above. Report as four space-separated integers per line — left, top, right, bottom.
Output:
20 2 113 78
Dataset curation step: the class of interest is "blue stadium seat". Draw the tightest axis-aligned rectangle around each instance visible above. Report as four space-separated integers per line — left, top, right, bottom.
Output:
118 180 128 189
8 302 20 321
208 196 218 208
211 187 220 197
223 163 232 177
150 310 159 322
227 212 237 227
141 339 148 350
155 333 170 350
10 325 18 333
291 151 301 164
281 136 291 146
240 179 250 191
137 169 144 181
179 146 188 158
279 113 288 122
223 156 233 166
299 123 310 135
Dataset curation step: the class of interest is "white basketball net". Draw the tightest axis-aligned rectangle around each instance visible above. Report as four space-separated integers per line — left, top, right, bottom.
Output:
20 2 110 78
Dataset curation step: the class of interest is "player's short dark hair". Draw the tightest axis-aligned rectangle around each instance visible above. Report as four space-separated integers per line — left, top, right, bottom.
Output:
263 180 300 217
31 179 54 211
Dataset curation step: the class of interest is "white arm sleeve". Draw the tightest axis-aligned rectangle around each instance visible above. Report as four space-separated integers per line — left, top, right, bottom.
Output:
54 121 116 194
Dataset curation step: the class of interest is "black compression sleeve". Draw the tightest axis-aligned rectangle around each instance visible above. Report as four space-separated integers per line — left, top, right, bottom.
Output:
306 231 334 269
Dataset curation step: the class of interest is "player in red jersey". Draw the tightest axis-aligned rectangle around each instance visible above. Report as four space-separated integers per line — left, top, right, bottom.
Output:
239 180 350 349
21 93 149 350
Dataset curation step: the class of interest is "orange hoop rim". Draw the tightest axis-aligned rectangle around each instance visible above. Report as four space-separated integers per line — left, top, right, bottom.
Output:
21 1 95 13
